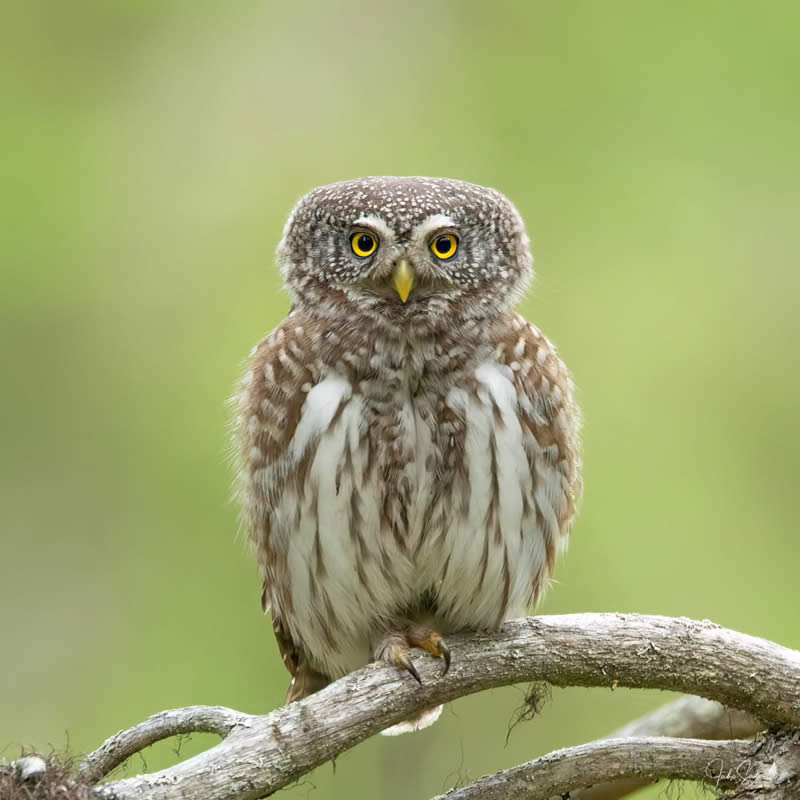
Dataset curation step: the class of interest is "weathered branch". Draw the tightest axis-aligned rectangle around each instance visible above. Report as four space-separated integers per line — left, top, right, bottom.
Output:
85 613 800 800
433 736 757 800
438 696 779 800
442 730 800 800
442 696 765 800
79 706 255 784
607 694 763 740
557 695 765 800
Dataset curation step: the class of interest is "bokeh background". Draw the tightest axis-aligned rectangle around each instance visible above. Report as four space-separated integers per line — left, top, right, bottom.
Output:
2 2 799 798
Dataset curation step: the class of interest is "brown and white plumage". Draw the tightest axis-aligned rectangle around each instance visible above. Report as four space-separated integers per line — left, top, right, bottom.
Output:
233 177 581 730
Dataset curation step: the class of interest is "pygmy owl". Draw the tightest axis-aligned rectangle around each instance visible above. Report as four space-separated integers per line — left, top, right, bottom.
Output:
234 177 582 733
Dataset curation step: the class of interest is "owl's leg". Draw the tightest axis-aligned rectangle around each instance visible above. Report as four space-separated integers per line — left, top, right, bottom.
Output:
374 623 450 684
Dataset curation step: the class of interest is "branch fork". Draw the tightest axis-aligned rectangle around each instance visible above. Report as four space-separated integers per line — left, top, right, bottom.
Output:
75 613 799 800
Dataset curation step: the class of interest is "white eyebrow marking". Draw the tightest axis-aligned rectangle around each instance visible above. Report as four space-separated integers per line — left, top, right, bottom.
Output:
411 214 457 242
353 215 394 241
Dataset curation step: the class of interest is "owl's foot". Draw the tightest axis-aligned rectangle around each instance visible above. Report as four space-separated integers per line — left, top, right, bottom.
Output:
374 625 451 684
406 623 451 675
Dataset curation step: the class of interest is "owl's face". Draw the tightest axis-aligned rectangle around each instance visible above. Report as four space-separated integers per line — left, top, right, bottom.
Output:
277 177 533 329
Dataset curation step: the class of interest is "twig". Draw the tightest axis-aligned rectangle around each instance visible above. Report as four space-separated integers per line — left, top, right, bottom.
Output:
88 613 799 800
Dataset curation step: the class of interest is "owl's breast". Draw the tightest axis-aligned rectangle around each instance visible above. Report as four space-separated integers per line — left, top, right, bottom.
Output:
273 370 425 676
404 362 550 630
273 354 570 676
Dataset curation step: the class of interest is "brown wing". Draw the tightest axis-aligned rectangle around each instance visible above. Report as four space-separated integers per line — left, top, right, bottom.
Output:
234 310 330 700
493 312 583 598
270 594 329 702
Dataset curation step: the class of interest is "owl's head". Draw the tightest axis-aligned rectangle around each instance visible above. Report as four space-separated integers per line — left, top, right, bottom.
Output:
277 177 533 330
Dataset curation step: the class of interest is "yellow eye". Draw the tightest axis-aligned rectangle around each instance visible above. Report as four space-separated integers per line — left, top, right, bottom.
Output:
350 232 378 258
431 233 458 259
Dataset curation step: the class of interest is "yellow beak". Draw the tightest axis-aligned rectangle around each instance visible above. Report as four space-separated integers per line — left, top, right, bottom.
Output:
392 259 415 303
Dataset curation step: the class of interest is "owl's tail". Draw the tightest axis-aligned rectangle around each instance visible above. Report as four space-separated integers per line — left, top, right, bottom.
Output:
380 704 443 736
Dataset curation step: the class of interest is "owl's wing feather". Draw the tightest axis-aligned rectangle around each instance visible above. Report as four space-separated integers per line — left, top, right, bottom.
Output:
234 311 328 694
494 313 583 600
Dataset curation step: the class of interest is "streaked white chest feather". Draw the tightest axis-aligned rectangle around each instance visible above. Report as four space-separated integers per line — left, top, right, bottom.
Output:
273 362 564 677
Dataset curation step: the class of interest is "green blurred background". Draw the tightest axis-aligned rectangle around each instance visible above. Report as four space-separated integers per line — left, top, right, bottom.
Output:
2 2 799 798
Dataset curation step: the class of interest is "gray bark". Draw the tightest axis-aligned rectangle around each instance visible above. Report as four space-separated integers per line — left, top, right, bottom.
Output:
434 731 800 800
78 613 800 800
433 736 757 799
552 694 764 800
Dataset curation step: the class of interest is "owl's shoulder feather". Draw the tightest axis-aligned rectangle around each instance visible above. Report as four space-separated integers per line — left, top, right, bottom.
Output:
491 311 583 550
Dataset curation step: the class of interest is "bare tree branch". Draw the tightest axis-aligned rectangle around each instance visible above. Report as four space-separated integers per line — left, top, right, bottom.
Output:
433 736 757 800
608 694 763 740
453 730 800 800
557 695 765 800
79 706 256 783
85 613 800 800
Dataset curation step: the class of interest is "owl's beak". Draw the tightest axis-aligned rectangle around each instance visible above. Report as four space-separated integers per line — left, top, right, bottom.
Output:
392 259 415 303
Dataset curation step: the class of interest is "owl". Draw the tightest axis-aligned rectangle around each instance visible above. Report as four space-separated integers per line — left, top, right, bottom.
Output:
234 177 581 733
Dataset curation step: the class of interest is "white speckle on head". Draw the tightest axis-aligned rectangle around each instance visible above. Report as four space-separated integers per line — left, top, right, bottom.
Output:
411 213 457 243
353 215 394 242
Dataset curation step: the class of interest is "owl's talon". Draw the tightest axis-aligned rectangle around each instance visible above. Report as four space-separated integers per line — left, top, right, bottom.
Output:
404 657 422 685
376 633 423 685
440 641 451 675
